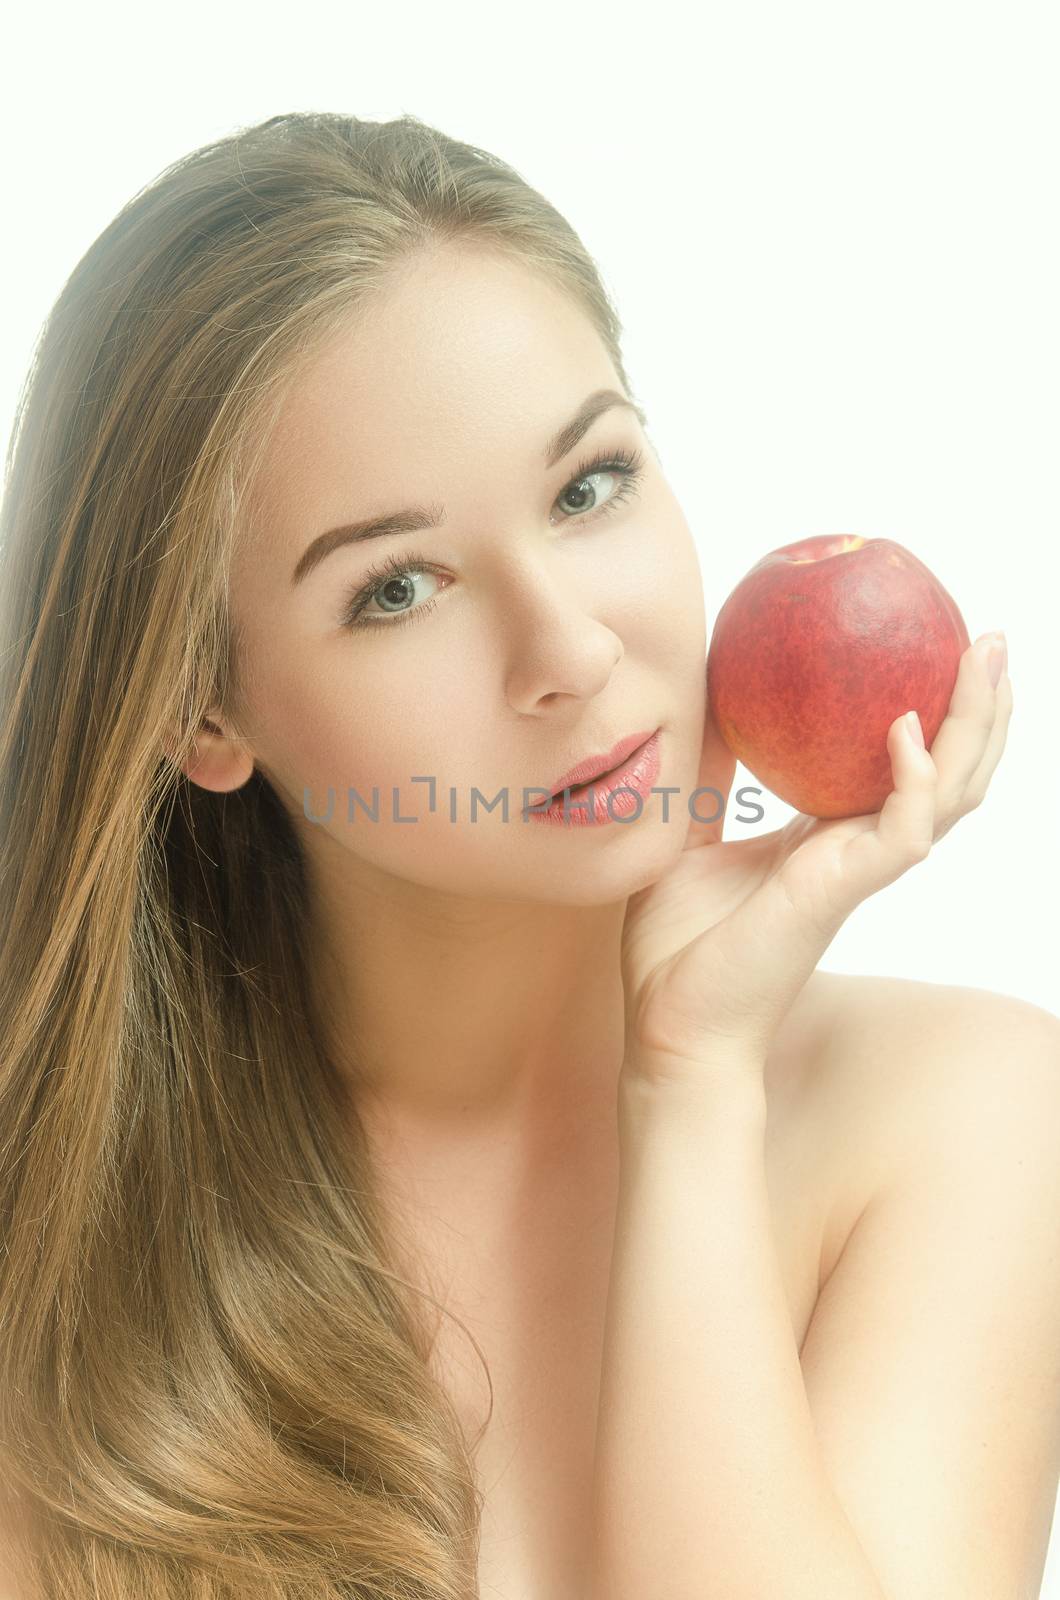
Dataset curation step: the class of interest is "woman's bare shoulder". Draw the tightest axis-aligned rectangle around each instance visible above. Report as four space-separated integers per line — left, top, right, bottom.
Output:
807 967 1059 1085
794 966 1058 1089
780 969 1060 1284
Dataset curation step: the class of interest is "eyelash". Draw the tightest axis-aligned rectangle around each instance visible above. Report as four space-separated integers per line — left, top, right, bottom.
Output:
338 443 647 634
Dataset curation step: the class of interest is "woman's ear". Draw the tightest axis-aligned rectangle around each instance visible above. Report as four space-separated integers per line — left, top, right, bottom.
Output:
163 711 255 793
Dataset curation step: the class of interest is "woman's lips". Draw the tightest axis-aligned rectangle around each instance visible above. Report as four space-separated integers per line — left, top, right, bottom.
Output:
528 728 662 826
546 727 657 797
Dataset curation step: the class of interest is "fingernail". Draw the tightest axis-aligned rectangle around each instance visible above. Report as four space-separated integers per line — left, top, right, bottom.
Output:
905 709 924 747
985 631 1006 688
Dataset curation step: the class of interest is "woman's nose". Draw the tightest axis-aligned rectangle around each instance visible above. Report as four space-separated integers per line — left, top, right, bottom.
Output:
503 599 624 712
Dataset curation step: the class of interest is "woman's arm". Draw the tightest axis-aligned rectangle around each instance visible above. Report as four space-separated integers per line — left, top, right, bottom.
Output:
591 634 1017 1595
591 635 1020 1594
586 1055 889 1600
587 1003 1060 1600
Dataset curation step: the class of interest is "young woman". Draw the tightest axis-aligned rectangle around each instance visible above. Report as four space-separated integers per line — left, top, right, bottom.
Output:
0 110 1056 1600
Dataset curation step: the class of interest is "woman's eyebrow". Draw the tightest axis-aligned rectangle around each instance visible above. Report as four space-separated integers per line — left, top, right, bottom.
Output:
289 387 647 586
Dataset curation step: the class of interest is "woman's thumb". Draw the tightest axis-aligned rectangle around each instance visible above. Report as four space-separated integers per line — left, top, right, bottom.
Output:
684 664 737 850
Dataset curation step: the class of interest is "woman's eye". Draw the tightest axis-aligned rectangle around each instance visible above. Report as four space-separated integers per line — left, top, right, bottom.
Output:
347 567 444 630
549 456 642 526
341 445 646 634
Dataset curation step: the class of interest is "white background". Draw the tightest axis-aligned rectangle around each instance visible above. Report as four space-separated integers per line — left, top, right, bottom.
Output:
2 0 1057 1591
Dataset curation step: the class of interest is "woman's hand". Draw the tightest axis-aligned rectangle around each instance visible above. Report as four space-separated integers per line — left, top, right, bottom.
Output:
619 630 1011 1092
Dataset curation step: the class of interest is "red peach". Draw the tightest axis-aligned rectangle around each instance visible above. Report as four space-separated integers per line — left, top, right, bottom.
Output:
706 534 970 819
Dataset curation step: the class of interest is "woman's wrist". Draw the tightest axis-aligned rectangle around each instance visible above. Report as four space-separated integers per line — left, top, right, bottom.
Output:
618 1040 769 1126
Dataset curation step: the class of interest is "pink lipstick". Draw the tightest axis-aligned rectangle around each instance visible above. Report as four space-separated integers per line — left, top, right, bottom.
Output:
528 727 662 826
546 728 656 797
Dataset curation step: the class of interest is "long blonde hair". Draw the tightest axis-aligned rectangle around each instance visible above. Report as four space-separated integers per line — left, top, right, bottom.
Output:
0 111 642 1597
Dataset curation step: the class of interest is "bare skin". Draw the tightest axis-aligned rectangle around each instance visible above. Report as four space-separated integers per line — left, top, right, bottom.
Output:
171 243 1051 1598
195 239 706 1112
388 966 857 1599
173 244 889 1596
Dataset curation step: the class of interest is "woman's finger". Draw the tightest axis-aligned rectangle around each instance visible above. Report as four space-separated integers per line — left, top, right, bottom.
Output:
841 708 938 895
923 634 1004 819
950 666 1013 821
768 707 934 939
684 680 737 852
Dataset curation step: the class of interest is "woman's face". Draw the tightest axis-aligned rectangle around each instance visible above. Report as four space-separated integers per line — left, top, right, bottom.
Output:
227 242 708 906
